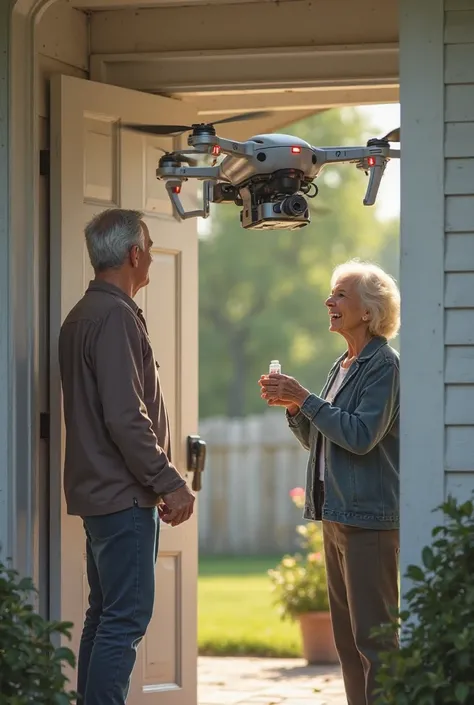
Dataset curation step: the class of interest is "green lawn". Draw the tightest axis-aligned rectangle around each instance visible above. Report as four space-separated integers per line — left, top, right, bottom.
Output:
198 556 302 657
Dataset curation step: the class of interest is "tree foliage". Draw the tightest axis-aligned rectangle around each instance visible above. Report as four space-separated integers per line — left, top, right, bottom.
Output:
374 495 474 705
0 560 76 704
199 107 399 418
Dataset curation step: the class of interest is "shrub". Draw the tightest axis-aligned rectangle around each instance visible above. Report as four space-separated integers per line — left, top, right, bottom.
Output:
0 558 76 704
375 495 474 705
268 487 329 620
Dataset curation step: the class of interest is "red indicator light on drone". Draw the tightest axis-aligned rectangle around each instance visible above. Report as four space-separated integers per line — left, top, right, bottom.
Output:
172 185 181 194
367 156 376 167
291 146 302 154
212 145 221 156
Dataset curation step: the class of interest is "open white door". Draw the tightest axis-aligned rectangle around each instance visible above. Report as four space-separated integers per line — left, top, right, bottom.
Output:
50 75 199 705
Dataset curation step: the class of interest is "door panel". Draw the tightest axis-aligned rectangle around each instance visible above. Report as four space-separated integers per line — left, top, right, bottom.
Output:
50 74 198 705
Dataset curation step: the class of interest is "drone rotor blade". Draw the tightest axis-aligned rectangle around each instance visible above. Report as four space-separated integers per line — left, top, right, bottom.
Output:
212 110 273 126
123 110 274 136
122 123 192 136
382 127 400 143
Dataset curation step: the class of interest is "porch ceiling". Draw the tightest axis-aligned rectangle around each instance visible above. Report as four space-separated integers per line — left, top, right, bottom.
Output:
83 0 399 134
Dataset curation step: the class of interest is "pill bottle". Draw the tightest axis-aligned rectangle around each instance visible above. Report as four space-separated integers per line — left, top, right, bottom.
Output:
269 360 281 375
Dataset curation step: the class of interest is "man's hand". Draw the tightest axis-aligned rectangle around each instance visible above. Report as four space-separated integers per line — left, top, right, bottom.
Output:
160 484 195 527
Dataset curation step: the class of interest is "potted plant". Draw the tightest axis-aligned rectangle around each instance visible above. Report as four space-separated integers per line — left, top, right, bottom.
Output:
374 495 474 705
268 487 338 664
0 557 76 704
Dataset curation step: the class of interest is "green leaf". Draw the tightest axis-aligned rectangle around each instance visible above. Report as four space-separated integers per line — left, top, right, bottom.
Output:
406 564 425 582
55 646 76 668
422 547 435 570
455 683 469 703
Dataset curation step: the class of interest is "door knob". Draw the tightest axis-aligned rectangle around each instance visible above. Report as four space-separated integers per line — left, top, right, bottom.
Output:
187 434 206 492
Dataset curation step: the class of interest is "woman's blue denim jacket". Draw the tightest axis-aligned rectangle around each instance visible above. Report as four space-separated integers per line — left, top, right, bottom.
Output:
287 336 400 530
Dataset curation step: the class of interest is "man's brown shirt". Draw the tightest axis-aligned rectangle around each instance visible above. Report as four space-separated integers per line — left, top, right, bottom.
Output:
59 280 185 516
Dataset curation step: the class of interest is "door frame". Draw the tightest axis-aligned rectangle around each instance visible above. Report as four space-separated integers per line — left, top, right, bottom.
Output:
0 0 56 587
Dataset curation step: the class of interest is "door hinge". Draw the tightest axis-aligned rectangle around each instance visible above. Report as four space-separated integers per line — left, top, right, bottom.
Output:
39 150 50 177
39 412 50 440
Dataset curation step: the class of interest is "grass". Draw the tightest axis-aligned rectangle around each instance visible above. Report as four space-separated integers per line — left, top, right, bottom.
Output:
198 555 302 657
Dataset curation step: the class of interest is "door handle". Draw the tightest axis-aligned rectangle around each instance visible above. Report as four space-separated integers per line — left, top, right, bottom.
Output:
187 434 206 492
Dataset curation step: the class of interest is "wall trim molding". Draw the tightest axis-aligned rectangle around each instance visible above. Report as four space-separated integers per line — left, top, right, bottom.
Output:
91 42 399 94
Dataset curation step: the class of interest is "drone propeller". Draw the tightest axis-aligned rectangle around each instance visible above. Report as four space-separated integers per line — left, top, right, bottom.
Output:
381 127 400 143
122 110 273 137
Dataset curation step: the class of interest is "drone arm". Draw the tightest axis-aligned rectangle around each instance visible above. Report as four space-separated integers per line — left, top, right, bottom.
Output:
215 136 257 156
313 144 398 207
190 134 253 157
158 165 220 180
318 146 378 164
166 180 211 220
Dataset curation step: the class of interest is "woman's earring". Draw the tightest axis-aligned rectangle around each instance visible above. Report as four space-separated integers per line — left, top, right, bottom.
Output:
362 316 368 321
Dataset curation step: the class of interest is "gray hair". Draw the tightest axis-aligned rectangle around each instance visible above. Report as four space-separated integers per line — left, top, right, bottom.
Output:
85 209 145 272
331 259 401 340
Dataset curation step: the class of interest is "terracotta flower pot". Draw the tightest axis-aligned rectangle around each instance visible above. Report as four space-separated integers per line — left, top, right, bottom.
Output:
298 611 339 665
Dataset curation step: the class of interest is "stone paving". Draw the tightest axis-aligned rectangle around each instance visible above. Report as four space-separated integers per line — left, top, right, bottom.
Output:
198 656 347 705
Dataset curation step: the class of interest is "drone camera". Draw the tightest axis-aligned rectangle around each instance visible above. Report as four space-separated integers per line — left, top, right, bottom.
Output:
240 198 310 231
275 194 308 217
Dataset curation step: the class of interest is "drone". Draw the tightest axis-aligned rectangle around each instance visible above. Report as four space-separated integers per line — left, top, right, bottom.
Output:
123 111 400 231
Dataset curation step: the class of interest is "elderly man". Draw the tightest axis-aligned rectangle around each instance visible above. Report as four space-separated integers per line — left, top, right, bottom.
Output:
59 208 195 705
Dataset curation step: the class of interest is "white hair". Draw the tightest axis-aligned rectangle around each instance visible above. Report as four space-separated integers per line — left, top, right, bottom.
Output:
85 209 145 272
331 259 401 340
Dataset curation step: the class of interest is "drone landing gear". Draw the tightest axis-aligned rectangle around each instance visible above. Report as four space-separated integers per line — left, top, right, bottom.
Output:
165 180 212 220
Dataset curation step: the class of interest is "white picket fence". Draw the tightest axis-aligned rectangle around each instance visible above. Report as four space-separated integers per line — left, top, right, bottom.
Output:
198 412 310 556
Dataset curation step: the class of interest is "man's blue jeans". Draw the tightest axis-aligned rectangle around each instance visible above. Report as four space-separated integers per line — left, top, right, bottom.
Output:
76 504 159 704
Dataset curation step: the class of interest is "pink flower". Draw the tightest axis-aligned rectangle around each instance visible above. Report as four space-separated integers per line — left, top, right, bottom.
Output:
308 552 323 562
289 487 305 498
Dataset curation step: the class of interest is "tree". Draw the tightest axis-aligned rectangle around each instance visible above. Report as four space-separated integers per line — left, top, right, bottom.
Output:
199 107 399 418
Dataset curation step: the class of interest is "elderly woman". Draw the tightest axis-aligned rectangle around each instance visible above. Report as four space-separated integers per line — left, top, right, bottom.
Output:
259 259 400 705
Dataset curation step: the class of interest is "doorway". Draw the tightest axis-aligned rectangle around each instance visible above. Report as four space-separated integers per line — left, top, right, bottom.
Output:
196 102 400 703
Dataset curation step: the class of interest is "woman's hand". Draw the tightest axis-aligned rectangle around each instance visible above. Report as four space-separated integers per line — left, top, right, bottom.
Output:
258 374 310 408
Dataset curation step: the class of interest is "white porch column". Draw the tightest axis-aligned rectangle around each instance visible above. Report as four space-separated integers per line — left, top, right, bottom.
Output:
0 0 44 585
399 0 445 582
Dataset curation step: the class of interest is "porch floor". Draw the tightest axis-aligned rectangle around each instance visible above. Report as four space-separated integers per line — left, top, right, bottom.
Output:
198 656 346 705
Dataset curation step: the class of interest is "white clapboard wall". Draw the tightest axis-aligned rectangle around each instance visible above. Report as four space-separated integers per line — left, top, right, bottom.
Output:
444 1 474 500
198 412 310 556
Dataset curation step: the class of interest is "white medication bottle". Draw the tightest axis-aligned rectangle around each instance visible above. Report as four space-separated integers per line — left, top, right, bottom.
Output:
269 360 281 375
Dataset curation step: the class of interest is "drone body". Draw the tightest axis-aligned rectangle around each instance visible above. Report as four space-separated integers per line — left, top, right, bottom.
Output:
124 114 400 230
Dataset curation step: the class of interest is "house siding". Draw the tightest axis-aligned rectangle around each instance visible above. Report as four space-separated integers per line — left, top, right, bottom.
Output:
399 0 474 580
444 0 474 500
